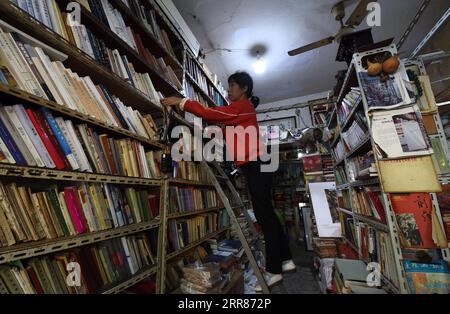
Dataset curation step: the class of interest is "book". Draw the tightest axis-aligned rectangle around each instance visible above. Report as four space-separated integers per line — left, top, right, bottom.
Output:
378 156 441 193
403 260 450 294
390 193 436 248
358 71 405 110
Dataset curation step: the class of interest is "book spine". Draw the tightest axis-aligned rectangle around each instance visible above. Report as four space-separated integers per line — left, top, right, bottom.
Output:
3 106 45 167
40 107 79 170
0 110 27 165
14 104 56 168
25 108 67 169
63 188 88 234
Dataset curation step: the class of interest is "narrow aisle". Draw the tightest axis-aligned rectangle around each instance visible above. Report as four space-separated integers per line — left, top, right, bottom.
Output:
271 242 322 294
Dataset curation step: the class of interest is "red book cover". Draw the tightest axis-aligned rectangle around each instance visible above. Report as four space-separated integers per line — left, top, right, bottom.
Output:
34 109 71 169
25 108 67 170
390 193 436 248
365 189 387 224
303 155 322 173
148 194 159 218
26 266 44 294
63 187 88 234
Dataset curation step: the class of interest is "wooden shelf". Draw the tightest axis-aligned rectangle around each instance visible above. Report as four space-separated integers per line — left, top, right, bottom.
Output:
336 62 356 104
345 135 372 159
100 264 158 294
111 0 183 70
0 83 165 150
0 163 162 186
336 183 349 190
338 207 353 216
167 207 224 219
57 0 182 98
168 178 214 187
349 177 380 187
0 220 160 263
166 227 229 260
186 52 228 104
354 214 389 232
0 2 165 117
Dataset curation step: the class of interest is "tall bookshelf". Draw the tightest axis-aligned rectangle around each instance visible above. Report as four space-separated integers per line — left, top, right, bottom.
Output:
0 0 231 294
331 44 450 294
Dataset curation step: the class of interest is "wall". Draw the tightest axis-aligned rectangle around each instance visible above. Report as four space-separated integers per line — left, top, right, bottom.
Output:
257 91 330 129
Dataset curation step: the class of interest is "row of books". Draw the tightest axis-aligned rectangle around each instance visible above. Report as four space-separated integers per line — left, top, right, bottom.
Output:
341 112 368 151
347 151 378 182
172 161 209 183
167 210 228 252
352 187 386 223
184 79 209 108
9 0 70 37
310 102 332 126
64 11 183 93
337 88 362 127
0 180 159 247
0 25 160 140
185 54 226 107
355 223 400 288
332 140 346 162
118 0 178 58
85 0 182 90
168 187 220 214
0 105 162 178
334 166 347 186
0 232 157 294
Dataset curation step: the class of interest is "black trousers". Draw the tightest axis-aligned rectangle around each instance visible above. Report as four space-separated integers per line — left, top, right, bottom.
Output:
240 161 292 274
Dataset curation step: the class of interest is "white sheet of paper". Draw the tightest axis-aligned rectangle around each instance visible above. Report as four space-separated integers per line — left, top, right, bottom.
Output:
309 182 341 238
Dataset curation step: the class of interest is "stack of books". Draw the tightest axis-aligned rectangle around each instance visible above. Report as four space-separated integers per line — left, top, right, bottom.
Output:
180 263 223 294
0 232 156 294
0 181 159 247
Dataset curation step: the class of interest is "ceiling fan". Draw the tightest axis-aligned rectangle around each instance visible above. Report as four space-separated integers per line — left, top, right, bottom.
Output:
288 0 377 56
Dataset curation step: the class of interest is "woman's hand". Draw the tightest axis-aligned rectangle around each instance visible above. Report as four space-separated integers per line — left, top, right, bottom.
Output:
161 97 183 107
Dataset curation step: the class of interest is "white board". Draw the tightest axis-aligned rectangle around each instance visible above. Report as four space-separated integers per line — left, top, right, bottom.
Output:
309 182 341 238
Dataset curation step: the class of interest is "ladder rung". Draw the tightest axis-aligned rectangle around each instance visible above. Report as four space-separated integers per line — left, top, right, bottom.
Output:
216 175 228 180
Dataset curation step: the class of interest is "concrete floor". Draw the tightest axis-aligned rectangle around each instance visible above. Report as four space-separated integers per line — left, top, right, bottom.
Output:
271 241 322 294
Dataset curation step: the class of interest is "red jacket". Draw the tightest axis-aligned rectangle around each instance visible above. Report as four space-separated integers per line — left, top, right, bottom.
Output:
183 98 264 166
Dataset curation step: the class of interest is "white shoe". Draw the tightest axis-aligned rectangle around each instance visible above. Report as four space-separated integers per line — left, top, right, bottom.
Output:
282 260 297 273
254 272 283 292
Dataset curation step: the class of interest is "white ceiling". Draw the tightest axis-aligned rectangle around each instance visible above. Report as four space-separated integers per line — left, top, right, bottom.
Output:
172 0 450 104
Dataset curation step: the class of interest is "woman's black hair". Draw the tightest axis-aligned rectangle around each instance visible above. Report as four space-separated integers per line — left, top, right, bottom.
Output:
228 71 260 108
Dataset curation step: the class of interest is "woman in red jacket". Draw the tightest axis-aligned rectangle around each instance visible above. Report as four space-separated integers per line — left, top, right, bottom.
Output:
161 71 295 291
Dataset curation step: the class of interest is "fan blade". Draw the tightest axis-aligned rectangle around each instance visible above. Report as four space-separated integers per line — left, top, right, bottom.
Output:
288 36 335 56
345 0 377 27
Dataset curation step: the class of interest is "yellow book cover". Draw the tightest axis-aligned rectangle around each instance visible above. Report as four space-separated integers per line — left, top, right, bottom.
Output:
378 156 441 192
88 185 107 230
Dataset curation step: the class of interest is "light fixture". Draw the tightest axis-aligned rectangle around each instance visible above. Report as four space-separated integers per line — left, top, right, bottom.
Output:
253 51 266 74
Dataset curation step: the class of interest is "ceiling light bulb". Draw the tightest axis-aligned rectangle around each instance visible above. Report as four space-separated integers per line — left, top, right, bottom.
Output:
253 58 266 74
